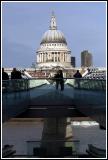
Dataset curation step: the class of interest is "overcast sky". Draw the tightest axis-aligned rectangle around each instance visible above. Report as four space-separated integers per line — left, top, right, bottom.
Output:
2 1 106 68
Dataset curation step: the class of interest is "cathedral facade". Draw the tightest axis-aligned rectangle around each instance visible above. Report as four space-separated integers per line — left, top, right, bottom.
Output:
36 12 72 69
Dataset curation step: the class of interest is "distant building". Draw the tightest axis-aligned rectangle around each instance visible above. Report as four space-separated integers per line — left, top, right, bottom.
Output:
71 57 76 67
36 12 72 68
81 50 93 67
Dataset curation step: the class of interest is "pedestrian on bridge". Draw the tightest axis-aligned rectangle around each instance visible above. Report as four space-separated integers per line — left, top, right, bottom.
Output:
73 70 82 88
11 68 22 79
2 68 9 80
73 70 82 78
2 68 9 91
11 68 22 91
54 70 64 91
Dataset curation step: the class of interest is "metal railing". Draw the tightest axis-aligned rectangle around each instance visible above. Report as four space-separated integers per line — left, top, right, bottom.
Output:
72 79 106 91
2 79 48 93
2 78 106 93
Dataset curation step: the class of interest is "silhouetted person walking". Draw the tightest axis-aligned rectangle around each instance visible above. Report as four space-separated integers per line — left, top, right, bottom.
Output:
2 68 9 91
73 70 82 88
54 70 64 91
2 68 9 80
11 68 22 91
11 68 22 79
73 70 82 78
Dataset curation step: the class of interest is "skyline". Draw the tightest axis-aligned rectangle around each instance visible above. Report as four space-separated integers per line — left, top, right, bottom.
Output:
2 1 107 68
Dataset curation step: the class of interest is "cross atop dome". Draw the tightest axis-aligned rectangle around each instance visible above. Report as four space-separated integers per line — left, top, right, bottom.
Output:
50 11 57 30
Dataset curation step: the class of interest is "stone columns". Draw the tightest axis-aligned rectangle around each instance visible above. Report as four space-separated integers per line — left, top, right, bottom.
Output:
39 53 40 63
53 52 55 62
65 53 67 62
45 53 47 62
67 53 70 63
61 52 63 62
40 53 42 63
56 52 57 62
42 53 45 62
46 53 47 62
60 53 62 62
54 52 56 62
59 53 61 62
50 52 52 61
58 52 60 62
37 54 39 63
63 53 65 62
62 52 64 62
42 53 44 62
44 53 45 62
55 53 57 62
41 53 43 62
52 53 53 62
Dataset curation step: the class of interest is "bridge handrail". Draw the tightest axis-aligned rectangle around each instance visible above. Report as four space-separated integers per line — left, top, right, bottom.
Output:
2 78 106 93
2 79 48 93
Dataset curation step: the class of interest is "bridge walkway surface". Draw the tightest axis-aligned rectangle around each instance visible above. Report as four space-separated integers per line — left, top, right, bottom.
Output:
2 79 106 128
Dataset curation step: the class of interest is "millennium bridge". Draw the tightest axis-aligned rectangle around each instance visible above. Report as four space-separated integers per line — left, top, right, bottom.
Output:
2 77 106 158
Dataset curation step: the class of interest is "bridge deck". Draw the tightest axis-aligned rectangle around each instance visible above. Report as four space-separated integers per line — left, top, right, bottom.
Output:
2 83 106 128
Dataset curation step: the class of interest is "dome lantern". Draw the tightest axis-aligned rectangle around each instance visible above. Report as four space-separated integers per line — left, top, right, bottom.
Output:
49 11 57 30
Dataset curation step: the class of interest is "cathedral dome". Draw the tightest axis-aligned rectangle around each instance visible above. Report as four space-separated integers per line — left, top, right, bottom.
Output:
40 30 67 44
40 12 67 45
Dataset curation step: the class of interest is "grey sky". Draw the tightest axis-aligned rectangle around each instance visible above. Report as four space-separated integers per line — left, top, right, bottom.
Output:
2 1 106 68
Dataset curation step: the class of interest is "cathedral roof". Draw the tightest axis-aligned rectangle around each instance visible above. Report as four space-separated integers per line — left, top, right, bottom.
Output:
40 12 67 45
40 30 67 44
